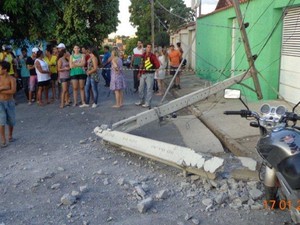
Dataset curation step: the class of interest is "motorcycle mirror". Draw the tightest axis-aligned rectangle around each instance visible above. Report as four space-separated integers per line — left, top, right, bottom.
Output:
293 101 300 113
224 89 241 99
224 88 250 111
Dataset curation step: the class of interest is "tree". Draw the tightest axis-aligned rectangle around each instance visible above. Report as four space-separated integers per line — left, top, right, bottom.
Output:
124 37 139 56
0 0 119 48
155 31 169 47
129 0 194 44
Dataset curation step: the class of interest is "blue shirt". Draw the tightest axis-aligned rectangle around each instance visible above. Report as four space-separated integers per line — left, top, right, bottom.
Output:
20 56 30 77
102 52 111 68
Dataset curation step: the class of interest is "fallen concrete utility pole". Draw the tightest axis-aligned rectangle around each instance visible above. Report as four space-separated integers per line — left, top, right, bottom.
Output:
94 126 224 179
94 126 259 181
112 71 251 132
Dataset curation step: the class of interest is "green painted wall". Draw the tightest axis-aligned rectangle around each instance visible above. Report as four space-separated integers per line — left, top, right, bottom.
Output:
196 0 300 101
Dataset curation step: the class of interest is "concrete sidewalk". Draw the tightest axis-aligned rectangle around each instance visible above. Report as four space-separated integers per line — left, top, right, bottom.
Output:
164 73 294 178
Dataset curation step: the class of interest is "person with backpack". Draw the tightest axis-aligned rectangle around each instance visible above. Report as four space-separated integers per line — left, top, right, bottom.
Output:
135 43 159 108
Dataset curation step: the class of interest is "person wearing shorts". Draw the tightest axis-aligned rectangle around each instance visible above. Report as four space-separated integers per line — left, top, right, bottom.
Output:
26 47 39 104
168 44 182 89
57 49 71 108
0 61 17 147
70 45 88 107
35 50 51 106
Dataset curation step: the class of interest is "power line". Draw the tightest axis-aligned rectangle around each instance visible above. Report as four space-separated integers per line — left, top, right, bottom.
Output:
155 0 187 21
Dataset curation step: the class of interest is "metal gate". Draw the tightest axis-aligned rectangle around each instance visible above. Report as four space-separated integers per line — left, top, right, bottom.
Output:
280 7 300 104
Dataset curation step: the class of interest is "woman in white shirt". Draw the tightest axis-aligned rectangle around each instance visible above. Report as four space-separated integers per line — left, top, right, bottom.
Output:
34 50 51 106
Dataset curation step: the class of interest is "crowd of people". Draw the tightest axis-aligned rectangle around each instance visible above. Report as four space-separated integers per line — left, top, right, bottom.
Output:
0 40 185 146
131 40 184 108
0 43 128 109
0 40 184 110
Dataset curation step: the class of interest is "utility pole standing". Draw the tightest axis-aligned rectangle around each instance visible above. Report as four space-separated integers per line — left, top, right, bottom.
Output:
151 0 155 52
199 0 201 16
231 0 263 100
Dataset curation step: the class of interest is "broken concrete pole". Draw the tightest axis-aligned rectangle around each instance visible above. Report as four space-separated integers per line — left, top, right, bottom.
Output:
237 157 257 171
94 128 224 179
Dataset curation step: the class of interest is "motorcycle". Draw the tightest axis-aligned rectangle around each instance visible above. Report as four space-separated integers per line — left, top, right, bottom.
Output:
223 89 300 223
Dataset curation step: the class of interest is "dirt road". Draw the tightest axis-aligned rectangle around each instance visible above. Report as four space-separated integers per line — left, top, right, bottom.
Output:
0 73 292 225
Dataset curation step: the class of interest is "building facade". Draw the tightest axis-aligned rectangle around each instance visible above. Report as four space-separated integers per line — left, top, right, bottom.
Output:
170 22 196 70
196 0 300 103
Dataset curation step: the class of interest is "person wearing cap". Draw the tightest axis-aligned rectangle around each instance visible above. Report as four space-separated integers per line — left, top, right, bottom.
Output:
168 44 182 89
26 47 39 104
57 43 66 49
57 43 70 60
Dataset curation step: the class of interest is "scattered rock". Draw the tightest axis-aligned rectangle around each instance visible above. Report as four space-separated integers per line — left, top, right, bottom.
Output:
135 186 146 198
210 180 219 188
214 193 227 205
181 182 190 189
184 213 192 221
57 167 65 171
156 189 168 200
96 170 103 175
151 208 158 213
51 183 61 190
117 178 125 186
79 185 88 193
61 194 76 205
103 178 109 185
141 183 149 192
137 197 153 213
250 204 263 210
190 175 200 181
79 139 87 144
191 218 200 225
219 183 228 191
187 191 198 198
202 198 213 207
71 191 80 198
249 189 263 200
129 180 139 187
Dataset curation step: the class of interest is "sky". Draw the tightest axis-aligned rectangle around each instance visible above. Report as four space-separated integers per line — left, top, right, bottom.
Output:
109 0 219 37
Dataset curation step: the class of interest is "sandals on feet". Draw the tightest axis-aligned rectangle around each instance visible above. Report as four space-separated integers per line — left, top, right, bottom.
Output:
8 138 16 142
1 142 8 148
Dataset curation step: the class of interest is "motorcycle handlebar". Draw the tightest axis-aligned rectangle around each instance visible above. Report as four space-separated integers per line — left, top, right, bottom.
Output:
224 111 243 115
224 110 253 117
285 112 300 121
